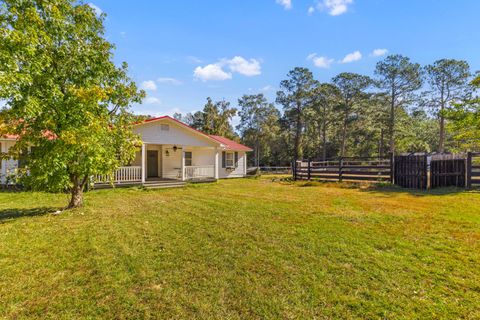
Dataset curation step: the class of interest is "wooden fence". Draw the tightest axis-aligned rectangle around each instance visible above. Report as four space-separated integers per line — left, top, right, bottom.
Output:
394 154 428 189
467 152 480 188
294 152 480 190
430 154 466 188
293 156 393 183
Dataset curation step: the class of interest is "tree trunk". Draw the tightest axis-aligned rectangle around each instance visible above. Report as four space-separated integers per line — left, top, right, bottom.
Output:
322 121 327 161
340 110 348 158
388 93 395 154
294 106 302 160
68 175 86 209
439 92 446 153
379 128 384 158
255 140 260 168
439 114 445 153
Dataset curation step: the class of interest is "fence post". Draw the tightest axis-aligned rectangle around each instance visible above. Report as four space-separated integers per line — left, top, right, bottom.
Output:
424 153 429 190
292 160 297 181
389 152 394 184
467 152 472 189
339 157 343 182
307 159 311 181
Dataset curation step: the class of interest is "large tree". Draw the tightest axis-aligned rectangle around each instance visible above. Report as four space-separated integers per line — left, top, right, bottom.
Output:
0 0 144 208
424 59 472 152
375 54 422 153
276 67 316 160
237 94 280 167
332 73 372 158
200 98 237 138
308 83 341 160
445 75 480 151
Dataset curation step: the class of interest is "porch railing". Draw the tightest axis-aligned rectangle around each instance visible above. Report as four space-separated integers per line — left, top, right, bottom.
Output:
184 165 215 180
95 166 142 184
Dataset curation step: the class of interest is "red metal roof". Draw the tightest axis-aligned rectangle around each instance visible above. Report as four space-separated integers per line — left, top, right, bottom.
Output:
208 135 253 152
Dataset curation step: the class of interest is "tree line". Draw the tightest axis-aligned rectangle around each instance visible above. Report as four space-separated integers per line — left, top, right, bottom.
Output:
174 55 479 166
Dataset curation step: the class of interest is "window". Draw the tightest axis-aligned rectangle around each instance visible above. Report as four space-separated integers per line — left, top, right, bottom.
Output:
225 152 234 168
160 124 170 131
184 151 192 166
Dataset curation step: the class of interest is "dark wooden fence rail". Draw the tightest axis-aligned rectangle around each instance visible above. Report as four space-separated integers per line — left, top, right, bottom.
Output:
294 156 393 183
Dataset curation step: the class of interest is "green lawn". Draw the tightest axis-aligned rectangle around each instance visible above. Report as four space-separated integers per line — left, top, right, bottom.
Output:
0 178 479 319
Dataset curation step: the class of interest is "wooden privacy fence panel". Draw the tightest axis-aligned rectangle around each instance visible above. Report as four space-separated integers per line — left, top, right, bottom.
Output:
467 152 480 188
430 154 466 188
294 157 392 183
394 154 428 189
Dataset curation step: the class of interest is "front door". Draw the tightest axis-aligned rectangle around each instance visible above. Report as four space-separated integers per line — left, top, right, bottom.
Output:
147 150 159 178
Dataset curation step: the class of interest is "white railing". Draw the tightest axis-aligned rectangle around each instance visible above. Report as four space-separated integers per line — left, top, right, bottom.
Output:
95 166 142 184
184 165 215 180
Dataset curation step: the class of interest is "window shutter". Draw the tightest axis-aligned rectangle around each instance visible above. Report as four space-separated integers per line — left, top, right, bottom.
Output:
235 152 239 168
222 151 226 168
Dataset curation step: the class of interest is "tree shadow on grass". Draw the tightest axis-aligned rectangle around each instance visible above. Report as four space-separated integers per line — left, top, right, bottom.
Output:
0 207 60 222
292 179 480 197
359 184 480 197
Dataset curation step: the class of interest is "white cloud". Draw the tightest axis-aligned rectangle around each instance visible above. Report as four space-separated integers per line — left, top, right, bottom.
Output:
319 0 353 16
225 56 262 76
307 53 334 68
194 64 232 81
371 48 388 57
145 97 161 105
276 0 292 10
157 77 182 85
141 80 157 91
88 3 103 16
341 50 362 63
193 56 262 81
308 6 315 15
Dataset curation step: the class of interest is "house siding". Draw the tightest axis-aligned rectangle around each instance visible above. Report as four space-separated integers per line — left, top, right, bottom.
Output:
134 120 215 147
219 151 247 179
0 140 18 184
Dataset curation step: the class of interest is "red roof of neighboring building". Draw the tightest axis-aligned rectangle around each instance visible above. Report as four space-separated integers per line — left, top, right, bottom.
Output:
1 131 56 140
1 134 18 140
208 135 253 152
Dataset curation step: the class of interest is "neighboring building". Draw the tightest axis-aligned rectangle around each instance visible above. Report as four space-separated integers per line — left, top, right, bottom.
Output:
0 134 18 185
0 116 252 186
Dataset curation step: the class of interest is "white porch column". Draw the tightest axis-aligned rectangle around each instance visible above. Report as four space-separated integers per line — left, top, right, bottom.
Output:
141 143 146 184
244 153 247 176
181 149 186 181
0 142 4 184
214 148 219 179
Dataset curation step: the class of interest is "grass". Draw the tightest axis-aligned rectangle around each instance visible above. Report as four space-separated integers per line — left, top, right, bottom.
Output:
0 177 479 319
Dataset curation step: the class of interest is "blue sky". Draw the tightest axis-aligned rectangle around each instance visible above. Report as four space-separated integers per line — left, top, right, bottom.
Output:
90 0 480 118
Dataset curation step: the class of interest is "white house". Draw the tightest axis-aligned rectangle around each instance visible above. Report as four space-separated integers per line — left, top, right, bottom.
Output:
0 116 252 187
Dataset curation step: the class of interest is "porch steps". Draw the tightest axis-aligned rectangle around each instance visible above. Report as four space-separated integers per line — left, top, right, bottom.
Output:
93 178 216 190
143 180 187 189
188 178 217 184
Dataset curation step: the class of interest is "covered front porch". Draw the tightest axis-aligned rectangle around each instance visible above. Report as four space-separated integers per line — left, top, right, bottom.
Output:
95 143 219 186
